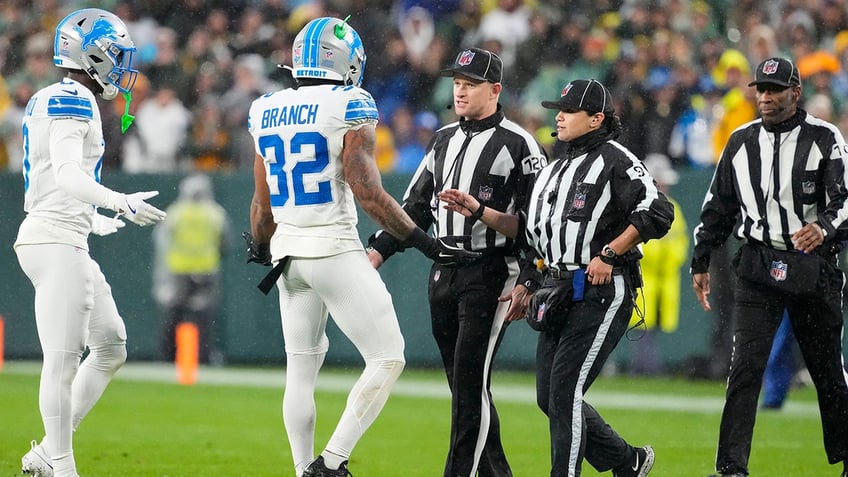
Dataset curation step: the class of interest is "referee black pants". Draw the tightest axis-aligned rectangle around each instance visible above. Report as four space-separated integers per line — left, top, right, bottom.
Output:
429 255 516 477
536 272 639 477
716 271 848 474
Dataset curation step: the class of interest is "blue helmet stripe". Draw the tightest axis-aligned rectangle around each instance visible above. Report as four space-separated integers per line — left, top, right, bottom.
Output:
47 96 94 119
345 97 378 122
303 17 331 68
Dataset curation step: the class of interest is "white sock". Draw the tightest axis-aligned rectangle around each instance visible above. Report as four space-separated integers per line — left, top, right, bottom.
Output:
321 450 347 470
52 453 78 477
283 353 325 467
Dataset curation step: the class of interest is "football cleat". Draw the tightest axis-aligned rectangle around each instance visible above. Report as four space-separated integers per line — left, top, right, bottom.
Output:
302 456 353 477
21 440 53 477
614 445 654 477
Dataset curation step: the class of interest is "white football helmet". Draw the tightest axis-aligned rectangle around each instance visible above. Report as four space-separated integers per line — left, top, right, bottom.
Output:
292 17 366 87
53 8 138 100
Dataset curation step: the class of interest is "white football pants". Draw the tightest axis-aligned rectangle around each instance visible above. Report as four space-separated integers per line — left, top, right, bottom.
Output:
277 251 405 474
16 243 127 474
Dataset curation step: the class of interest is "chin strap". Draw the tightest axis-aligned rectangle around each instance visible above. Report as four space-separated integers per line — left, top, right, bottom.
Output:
121 91 135 133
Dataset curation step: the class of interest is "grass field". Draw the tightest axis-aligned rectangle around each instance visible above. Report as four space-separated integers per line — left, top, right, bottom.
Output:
0 360 836 476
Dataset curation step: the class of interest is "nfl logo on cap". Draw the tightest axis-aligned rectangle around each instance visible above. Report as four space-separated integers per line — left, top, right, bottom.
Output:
763 59 779 75
458 50 475 66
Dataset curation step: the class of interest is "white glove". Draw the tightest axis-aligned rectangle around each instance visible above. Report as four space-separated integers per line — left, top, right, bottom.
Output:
119 191 167 226
91 211 126 236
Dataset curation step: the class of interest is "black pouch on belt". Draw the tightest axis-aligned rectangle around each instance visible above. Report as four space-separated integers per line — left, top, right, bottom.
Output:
527 270 585 332
733 243 825 296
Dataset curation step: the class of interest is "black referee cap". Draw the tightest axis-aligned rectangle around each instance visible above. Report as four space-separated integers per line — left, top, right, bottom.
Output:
748 57 801 88
440 48 503 84
541 79 614 115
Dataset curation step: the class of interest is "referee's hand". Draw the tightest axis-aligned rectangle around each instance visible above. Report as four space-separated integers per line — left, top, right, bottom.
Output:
692 272 711 312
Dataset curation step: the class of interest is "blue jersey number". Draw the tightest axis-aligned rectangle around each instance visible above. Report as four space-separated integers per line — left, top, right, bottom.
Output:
258 132 332 207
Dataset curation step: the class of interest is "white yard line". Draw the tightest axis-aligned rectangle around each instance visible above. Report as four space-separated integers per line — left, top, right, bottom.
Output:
2 360 820 416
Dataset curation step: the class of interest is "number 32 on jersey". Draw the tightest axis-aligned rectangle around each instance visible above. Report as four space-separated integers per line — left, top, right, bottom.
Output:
258 131 332 207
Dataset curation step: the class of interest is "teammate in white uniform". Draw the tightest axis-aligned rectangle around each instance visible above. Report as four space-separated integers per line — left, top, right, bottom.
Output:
15 9 166 477
246 16 478 477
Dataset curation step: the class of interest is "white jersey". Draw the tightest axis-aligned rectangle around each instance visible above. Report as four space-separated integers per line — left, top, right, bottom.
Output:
248 84 379 258
15 78 104 250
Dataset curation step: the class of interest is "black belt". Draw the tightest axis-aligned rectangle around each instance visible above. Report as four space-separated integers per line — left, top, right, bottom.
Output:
546 265 626 280
547 267 578 280
257 256 291 295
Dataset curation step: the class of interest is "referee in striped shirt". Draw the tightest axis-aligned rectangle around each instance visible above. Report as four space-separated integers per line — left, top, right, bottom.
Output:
691 57 848 477
440 78 673 477
367 47 547 477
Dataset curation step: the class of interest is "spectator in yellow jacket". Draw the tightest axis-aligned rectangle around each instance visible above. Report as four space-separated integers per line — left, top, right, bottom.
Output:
711 49 757 165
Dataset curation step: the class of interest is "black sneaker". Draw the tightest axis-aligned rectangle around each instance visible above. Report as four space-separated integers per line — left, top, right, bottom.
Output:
614 445 654 477
303 456 353 477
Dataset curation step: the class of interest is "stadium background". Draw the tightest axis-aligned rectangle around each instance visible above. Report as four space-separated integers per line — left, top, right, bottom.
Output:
0 168 726 370
4 0 848 372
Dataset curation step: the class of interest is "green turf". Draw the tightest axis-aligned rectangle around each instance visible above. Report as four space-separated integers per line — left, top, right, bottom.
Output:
0 364 836 476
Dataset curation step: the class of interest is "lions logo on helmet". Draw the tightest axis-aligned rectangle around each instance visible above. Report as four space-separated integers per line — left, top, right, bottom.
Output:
53 8 138 100
292 17 366 87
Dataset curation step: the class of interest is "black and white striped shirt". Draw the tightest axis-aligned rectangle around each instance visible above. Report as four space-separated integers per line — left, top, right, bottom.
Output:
373 107 547 256
525 130 674 269
691 109 848 273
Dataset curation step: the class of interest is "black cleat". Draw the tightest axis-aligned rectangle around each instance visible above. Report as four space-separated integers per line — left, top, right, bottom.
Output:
614 445 654 477
302 456 353 477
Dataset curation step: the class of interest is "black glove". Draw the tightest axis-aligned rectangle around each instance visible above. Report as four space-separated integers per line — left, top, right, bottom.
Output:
404 228 481 267
242 231 272 266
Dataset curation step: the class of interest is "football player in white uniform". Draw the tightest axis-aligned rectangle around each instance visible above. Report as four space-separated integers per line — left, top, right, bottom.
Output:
15 9 166 477
246 16 479 477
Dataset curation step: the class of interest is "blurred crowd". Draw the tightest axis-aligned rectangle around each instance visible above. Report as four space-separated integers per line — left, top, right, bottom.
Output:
2 0 848 175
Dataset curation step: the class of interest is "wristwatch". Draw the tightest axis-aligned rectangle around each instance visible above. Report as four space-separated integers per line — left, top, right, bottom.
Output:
522 279 540 293
599 244 617 265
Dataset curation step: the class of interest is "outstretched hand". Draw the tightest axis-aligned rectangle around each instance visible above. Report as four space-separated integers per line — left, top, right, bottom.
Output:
404 228 481 266
427 236 482 267
121 191 167 226
438 189 479 217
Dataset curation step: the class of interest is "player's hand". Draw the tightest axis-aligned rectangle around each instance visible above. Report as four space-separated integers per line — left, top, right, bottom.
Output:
243 232 272 266
366 247 384 269
426 236 482 267
120 191 167 226
90 211 126 236
692 272 711 312
404 228 481 266
431 237 481 267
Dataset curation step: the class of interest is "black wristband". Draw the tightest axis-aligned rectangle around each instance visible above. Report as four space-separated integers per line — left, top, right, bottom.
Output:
469 203 486 221
597 253 615 266
368 231 403 260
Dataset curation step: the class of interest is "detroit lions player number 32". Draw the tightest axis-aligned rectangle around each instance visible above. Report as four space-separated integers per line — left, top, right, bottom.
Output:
245 16 478 477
